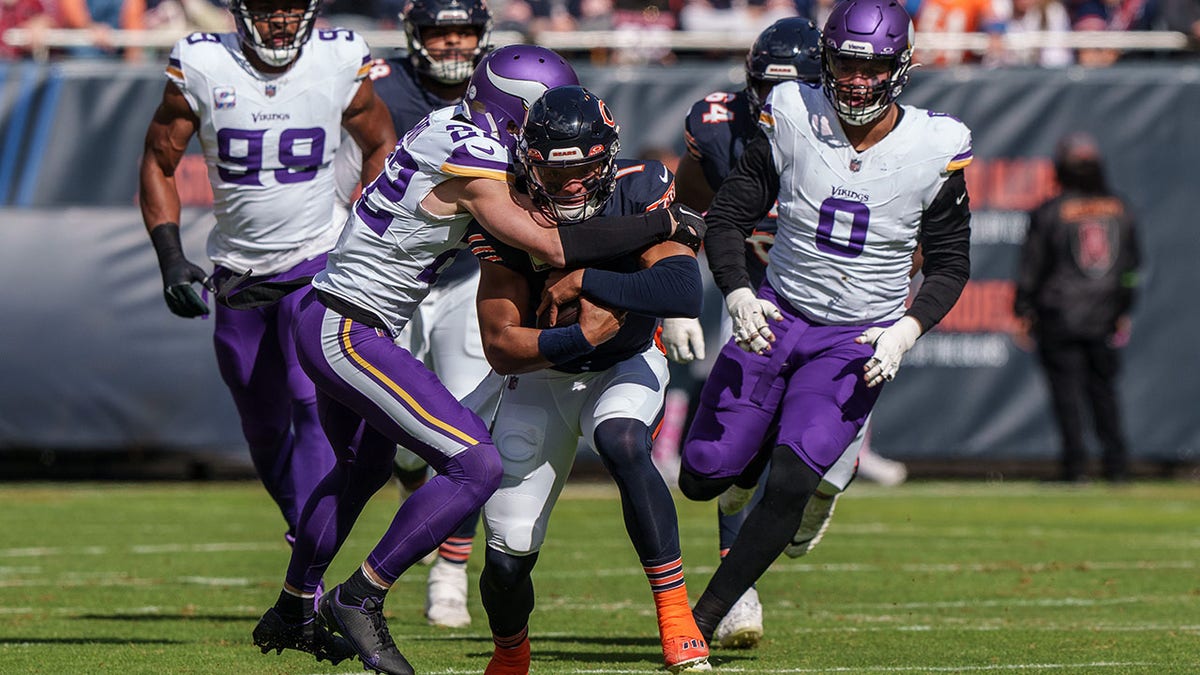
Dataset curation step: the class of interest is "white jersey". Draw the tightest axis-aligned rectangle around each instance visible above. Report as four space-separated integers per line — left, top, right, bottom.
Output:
166 30 372 275
313 106 511 336
760 82 973 324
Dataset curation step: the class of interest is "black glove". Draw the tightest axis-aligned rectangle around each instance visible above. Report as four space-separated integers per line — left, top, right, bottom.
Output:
150 222 213 318
667 203 706 251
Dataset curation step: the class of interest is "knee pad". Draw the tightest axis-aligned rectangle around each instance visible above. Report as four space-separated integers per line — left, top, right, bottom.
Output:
481 547 539 594
442 443 503 508
592 418 652 475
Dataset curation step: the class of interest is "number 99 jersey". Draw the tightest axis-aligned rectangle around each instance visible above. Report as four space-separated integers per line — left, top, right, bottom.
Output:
760 81 972 324
166 29 372 275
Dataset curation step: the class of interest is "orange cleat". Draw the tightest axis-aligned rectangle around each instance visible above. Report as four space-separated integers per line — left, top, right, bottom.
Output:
659 614 711 673
484 633 530 675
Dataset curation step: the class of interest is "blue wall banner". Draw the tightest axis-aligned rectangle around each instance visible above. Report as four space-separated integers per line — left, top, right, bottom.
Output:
1 61 1197 470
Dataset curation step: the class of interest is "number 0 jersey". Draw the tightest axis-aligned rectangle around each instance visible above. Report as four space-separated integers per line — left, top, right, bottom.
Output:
760 81 973 324
313 106 511 336
166 30 371 275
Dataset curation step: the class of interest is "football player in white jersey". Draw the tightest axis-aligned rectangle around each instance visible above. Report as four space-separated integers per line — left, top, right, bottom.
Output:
138 1 394 664
330 0 496 629
248 46 705 675
676 0 973 643
468 86 711 675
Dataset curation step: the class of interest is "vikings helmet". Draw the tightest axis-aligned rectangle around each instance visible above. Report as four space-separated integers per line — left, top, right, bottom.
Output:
229 0 320 68
403 0 493 85
745 17 822 116
517 86 621 223
461 45 579 149
821 0 915 126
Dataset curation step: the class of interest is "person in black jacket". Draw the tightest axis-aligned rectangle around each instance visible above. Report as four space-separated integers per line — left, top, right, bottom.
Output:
1014 132 1141 483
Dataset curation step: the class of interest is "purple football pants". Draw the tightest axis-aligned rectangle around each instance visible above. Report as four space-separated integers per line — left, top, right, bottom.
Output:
211 256 335 537
682 282 886 480
285 290 501 592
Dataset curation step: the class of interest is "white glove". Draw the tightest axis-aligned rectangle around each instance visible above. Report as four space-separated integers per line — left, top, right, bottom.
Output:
661 317 706 364
855 315 923 388
725 287 783 355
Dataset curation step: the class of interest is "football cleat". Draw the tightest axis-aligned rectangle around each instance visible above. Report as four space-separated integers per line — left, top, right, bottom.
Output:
717 483 758 516
426 557 471 628
659 615 712 672
784 492 839 558
713 587 763 649
483 635 531 675
318 585 414 675
252 607 356 665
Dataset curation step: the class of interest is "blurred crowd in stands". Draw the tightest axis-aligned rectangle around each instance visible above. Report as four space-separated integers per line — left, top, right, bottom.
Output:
2 0 1198 62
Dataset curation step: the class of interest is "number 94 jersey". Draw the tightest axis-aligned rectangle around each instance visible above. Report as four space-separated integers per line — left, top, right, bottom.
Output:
166 29 372 275
761 81 972 324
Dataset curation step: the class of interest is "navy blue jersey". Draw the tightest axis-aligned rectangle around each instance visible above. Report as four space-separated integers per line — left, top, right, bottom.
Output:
684 88 776 289
369 55 478 284
469 159 675 374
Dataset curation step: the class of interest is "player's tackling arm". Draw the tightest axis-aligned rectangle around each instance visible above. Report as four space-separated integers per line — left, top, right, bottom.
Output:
452 177 698 269
341 78 397 189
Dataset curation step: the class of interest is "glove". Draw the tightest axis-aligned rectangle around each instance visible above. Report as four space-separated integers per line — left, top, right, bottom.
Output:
150 222 213 318
725 287 783 355
666 203 706 251
661 317 706 364
855 315 923 388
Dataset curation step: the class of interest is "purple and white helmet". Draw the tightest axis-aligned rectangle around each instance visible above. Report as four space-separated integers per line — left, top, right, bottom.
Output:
821 0 915 126
460 45 579 149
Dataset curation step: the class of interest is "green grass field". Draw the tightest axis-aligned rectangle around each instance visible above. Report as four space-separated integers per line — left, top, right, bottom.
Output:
0 479 1197 674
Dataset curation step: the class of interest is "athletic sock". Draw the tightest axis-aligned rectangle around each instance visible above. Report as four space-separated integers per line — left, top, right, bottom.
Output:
339 565 388 605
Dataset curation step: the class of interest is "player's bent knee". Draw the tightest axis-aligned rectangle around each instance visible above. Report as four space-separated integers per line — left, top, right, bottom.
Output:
482 546 538 593
592 418 652 468
444 443 503 508
678 467 728 502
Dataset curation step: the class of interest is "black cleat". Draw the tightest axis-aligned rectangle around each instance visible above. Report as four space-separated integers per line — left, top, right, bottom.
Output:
253 607 356 665
318 585 414 675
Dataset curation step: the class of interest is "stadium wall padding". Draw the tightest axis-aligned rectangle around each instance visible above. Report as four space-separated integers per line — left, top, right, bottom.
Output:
1 60 1197 467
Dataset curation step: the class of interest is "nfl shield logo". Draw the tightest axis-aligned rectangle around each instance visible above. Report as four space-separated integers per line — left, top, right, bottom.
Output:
849 158 862 172
265 83 277 98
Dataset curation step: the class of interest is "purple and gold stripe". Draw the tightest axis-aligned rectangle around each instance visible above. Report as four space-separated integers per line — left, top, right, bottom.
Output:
336 317 480 446
945 148 974 172
165 57 184 81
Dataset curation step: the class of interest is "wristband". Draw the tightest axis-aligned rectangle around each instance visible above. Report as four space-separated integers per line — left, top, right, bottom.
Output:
537 323 595 365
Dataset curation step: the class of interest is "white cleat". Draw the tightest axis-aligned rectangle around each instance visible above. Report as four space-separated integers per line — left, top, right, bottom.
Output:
713 587 763 649
717 484 758 516
425 558 471 628
784 492 839 558
857 451 908 487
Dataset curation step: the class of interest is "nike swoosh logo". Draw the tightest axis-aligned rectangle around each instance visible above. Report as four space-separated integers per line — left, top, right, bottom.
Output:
661 166 669 182
956 193 966 205
470 143 496 156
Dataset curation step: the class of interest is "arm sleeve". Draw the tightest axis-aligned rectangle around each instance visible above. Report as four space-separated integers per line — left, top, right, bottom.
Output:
559 208 673 267
704 134 779 296
909 169 972 331
580 255 702 318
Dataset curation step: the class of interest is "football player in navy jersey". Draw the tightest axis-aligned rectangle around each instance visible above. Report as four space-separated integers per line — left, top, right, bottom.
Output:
248 47 706 675
332 0 496 630
140 3 394 664
467 86 711 674
678 0 972 644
